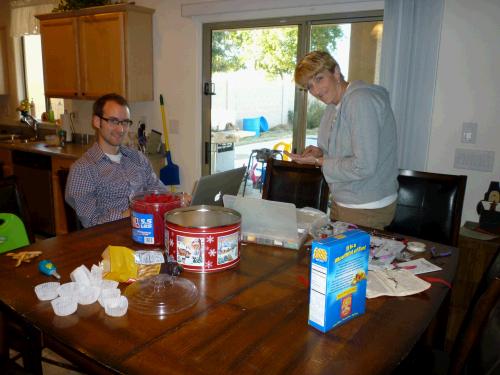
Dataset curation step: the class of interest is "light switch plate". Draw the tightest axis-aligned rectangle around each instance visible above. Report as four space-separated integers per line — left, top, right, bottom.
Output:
461 122 477 144
170 119 179 134
454 148 494 172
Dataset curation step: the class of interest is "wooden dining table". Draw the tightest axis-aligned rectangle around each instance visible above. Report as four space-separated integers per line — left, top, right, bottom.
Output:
0 219 457 374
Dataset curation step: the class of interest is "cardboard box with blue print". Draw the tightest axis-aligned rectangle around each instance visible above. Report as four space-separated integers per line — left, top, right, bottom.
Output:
308 229 370 333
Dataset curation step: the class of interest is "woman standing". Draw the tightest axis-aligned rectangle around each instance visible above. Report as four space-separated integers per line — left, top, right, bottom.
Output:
286 51 398 230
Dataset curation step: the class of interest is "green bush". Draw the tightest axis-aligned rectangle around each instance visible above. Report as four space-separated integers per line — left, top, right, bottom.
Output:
287 100 326 130
306 100 325 129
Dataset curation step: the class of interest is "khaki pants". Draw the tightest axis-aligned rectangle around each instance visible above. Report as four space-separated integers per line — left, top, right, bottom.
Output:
331 201 397 230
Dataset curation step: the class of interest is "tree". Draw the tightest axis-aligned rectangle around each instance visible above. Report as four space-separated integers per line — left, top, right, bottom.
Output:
310 25 343 55
254 27 298 79
211 30 249 72
211 25 343 78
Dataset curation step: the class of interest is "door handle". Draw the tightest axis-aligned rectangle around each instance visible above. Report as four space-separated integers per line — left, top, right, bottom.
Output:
204 82 216 96
204 142 211 164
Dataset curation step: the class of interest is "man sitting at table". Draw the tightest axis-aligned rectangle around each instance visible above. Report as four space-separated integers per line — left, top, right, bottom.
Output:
65 93 165 228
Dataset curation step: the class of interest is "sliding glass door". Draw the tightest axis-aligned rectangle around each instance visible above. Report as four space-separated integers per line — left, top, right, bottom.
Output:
202 12 383 195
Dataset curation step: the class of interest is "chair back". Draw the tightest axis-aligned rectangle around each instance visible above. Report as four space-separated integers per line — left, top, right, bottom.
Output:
0 175 35 243
56 168 82 232
386 170 466 246
262 158 329 212
0 213 30 253
449 277 500 375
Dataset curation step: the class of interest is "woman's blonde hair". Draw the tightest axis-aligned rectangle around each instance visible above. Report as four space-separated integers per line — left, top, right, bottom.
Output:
294 51 340 89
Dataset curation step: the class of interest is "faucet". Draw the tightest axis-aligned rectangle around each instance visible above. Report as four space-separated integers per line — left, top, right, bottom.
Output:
20 114 40 140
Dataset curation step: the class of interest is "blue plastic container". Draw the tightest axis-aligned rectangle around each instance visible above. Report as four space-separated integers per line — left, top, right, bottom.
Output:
259 116 269 132
243 117 261 136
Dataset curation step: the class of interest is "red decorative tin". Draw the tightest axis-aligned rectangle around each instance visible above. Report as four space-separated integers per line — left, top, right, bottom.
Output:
165 205 241 273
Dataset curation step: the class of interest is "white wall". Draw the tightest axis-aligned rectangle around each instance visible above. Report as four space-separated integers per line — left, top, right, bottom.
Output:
429 0 500 223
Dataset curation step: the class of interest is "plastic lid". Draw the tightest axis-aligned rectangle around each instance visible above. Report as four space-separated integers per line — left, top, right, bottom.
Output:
124 274 199 315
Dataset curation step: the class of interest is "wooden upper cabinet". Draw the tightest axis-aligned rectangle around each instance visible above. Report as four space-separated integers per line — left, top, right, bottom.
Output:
39 18 79 98
79 13 125 98
36 4 154 101
0 26 10 95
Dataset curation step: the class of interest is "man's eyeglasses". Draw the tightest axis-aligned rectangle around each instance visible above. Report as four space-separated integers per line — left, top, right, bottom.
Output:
99 116 133 128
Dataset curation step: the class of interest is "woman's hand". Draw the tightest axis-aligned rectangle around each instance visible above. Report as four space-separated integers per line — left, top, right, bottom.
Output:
301 145 323 158
284 151 323 166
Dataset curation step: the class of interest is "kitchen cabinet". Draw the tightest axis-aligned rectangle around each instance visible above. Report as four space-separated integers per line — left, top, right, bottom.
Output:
52 156 75 235
37 4 154 101
0 26 8 95
0 148 13 176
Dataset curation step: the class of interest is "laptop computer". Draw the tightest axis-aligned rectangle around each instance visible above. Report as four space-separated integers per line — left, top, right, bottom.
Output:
190 166 246 206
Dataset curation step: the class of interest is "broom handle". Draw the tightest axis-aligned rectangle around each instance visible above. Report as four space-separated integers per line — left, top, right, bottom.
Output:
160 95 170 153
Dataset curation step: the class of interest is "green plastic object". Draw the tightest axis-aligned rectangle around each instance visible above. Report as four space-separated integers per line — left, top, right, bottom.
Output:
0 213 30 253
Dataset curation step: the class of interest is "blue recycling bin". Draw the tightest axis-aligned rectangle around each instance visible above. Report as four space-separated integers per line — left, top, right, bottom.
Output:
242 116 269 136
243 117 261 136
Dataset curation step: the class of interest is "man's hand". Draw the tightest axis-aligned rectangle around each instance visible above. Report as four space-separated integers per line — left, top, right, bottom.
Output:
122 209 131 218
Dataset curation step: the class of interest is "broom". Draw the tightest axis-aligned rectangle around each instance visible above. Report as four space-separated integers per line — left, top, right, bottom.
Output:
159 94 180 188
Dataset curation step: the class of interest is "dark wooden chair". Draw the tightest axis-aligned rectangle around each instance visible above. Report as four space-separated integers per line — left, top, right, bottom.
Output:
262 158 330 212
448 249 500 375
0 176 35 244
56 168 82 232
385 170 467 247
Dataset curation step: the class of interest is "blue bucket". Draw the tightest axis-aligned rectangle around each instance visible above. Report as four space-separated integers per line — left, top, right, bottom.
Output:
259 116 269 132
243 117 261 136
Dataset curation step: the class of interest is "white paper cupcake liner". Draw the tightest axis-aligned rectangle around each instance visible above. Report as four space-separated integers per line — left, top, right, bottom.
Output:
51 296 78 316
101 279 119 290
77 286 101 305
57 282 79 298
98 288 121 308
34 282 60 301
70 265 91 286
105 296 128 317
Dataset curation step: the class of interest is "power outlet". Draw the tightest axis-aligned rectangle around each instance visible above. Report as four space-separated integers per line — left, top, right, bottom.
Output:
461 122 477 144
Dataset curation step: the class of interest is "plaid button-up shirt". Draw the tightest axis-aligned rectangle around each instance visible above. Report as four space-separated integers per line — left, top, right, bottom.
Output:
65 143 165 228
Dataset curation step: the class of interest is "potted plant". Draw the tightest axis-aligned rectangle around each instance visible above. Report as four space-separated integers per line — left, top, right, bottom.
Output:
52 1 121 12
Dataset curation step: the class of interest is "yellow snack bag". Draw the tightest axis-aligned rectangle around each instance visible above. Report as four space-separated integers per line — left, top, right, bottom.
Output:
101 246 163 283
101 246 138 282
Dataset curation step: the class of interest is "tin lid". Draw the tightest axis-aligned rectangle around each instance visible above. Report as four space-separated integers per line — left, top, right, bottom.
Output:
165 205 241 229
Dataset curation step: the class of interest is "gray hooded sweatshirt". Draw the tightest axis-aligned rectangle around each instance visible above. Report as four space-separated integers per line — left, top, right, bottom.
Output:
318 80 398 205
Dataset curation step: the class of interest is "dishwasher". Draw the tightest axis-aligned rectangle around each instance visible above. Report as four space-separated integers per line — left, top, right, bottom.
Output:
12 150 55 236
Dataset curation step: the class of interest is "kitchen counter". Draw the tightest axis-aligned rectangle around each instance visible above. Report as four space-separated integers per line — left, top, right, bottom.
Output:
0 140 91 160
